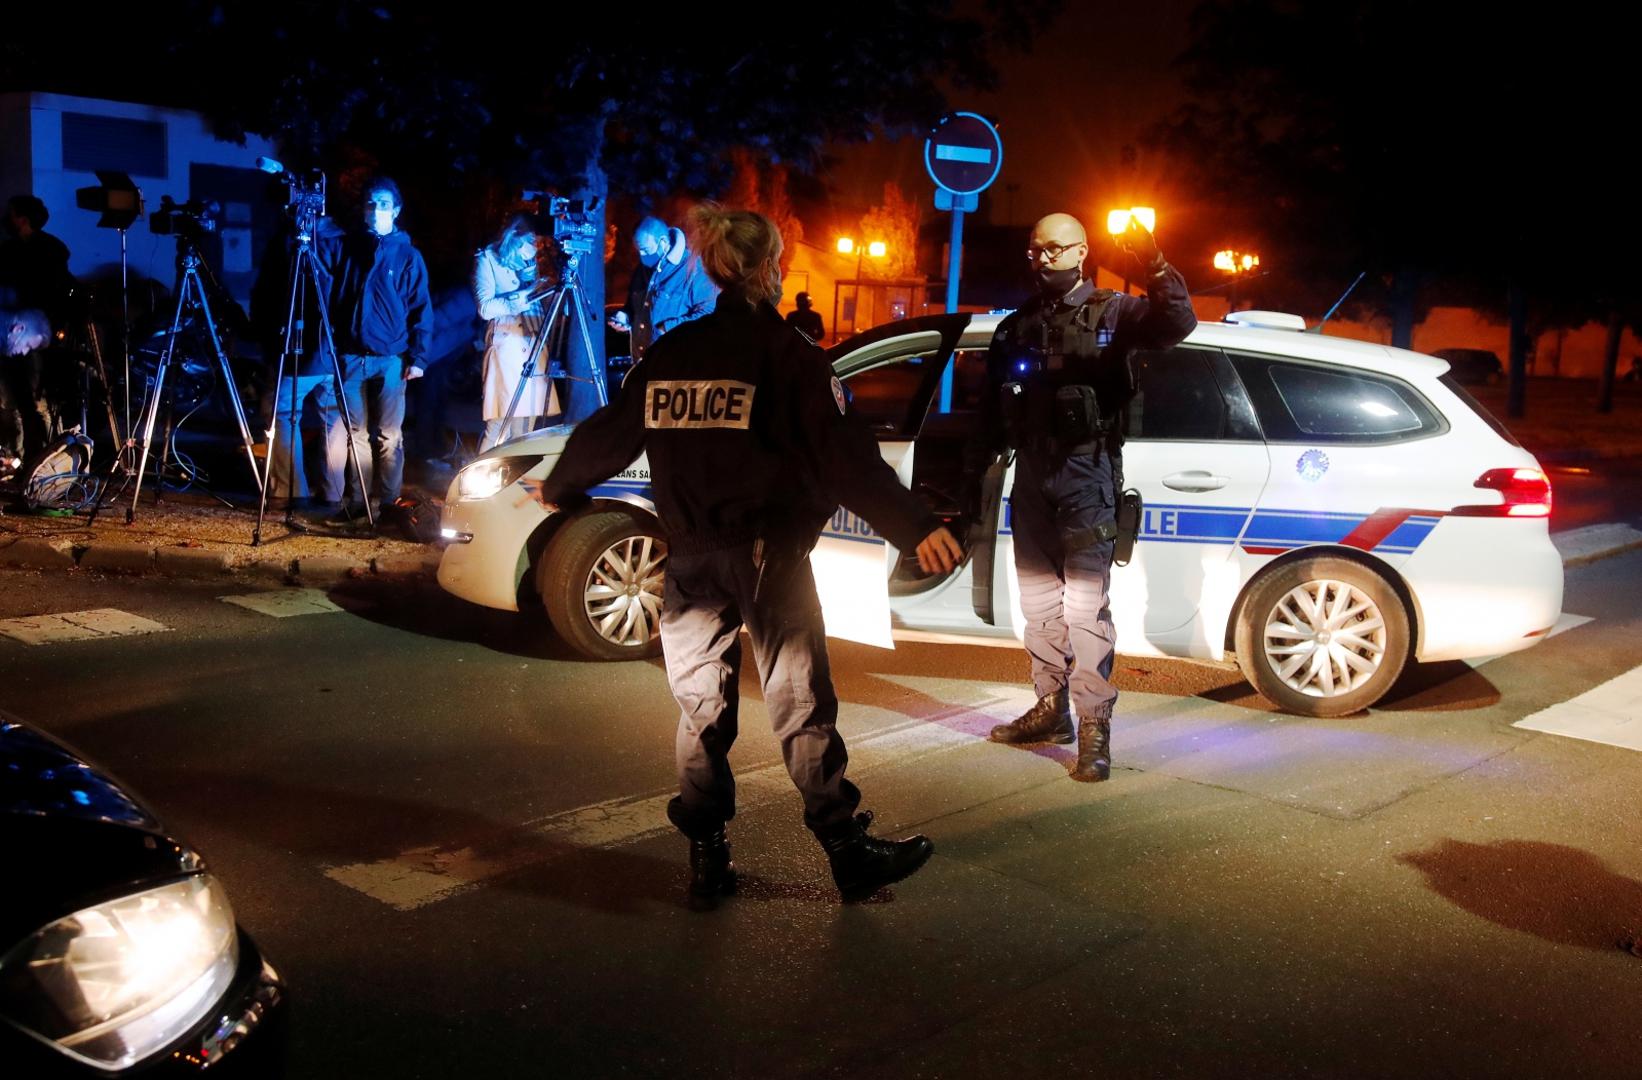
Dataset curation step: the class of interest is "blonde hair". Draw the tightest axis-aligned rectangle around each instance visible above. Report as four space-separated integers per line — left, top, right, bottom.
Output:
688 203 782 296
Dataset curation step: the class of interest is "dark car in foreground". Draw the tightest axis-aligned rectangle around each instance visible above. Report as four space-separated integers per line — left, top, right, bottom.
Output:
0 712 285 1076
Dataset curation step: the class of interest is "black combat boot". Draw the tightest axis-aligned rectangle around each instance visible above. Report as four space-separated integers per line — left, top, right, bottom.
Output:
816 811 934 902
1070 714 1111 782
988 687 1073 745
686 830 737 911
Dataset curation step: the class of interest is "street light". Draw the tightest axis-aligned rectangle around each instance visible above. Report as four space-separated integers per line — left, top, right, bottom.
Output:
1214 249 1262 310
834 236 888 339
1214 249 1260 273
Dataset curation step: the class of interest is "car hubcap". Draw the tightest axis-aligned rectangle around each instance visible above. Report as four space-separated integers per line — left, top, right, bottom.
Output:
584 535 667 648
1261 579 1386 698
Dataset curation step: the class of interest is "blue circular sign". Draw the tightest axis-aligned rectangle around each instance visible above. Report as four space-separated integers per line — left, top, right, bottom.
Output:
924 112 1004 197
1296 449 1330 482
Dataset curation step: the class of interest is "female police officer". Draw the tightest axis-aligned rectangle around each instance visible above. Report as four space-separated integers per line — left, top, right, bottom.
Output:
531 204 962 908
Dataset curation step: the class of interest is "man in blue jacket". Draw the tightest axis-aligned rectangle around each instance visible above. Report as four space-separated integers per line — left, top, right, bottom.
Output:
317 177 433 519
632 217 717 360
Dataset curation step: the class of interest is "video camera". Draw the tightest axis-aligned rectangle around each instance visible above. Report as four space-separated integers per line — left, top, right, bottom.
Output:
523 190 602 259
149 195 220 238
256 157 327 233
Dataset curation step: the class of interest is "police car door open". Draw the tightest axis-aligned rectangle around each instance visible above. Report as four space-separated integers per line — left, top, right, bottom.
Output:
811 505 896 648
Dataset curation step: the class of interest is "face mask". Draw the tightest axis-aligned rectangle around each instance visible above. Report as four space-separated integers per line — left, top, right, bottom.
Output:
1036 265 1082 297
371 208 395 236
637 245 662 268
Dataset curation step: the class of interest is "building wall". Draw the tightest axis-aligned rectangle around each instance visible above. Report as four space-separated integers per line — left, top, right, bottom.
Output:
1317 306 1642 378
0 91 277 307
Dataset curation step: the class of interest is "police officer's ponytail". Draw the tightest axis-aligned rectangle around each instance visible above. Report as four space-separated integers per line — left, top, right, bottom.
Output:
689 203 782 304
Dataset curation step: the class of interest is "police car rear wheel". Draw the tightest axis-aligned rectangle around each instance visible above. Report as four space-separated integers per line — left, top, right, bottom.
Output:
1233 556 1410 718
539 511 667 661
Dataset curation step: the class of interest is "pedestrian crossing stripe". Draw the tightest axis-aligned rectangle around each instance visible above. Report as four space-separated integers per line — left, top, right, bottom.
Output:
1514 662 1642 751
219 589 344 618
0 609 170 646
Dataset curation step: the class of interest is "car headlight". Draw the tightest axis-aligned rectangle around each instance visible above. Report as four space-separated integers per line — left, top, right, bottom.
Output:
0 874 239 1071
456 455 542 502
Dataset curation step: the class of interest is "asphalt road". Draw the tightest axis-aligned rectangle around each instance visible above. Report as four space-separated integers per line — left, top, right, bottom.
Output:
2 524 1641 1076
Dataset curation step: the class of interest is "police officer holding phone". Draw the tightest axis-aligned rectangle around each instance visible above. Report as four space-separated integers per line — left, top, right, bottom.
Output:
531 204 962 908
969 212 1196 781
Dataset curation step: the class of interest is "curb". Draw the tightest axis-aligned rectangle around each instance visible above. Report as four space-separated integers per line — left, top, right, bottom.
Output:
0 538 76 570
0 538 441 585
1553 524 1642 568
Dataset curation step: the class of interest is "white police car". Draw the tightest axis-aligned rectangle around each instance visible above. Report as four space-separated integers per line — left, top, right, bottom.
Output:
436 311 1563 718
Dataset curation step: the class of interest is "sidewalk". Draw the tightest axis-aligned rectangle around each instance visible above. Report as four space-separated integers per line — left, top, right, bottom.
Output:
0 494 439 583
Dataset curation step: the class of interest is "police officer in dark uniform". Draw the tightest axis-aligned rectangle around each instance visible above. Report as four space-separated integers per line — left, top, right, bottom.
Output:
532 204 963 907
972 212 1196 781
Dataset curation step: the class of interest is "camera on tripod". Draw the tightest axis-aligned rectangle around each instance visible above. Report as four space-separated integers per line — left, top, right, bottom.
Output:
256 157 326 232
149 195 220 238
523 191 602 258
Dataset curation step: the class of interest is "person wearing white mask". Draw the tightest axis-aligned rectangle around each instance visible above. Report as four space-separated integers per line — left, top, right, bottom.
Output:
473 216 558 449
314 176 433 523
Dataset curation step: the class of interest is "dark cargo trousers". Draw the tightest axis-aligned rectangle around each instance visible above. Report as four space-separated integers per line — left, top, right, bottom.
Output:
1010 448 1120 721
659 543 862 839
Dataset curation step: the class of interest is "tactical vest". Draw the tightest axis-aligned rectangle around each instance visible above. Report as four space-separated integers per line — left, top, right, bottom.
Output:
997 290 1132 454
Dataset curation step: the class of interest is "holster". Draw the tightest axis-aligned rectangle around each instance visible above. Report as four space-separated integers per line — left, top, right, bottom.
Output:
1114 488 1143 567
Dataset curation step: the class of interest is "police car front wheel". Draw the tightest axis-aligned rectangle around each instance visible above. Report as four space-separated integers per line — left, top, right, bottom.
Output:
1233 556 1411 718
538 510 667 661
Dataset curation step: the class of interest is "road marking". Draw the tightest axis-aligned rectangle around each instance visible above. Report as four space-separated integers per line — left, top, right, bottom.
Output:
0 608 170 646
1465 611 1593 669
1514 664 1642 751
219 589 343 618
323 689 1026 911
1552 523 1642 566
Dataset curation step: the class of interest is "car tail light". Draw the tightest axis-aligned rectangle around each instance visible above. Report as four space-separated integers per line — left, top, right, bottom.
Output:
1452 467 1552 517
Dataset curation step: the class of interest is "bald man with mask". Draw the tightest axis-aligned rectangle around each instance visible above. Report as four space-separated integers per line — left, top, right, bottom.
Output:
968 212 1195 781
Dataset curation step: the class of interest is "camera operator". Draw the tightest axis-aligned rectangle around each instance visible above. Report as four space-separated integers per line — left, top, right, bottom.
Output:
474 216 557 449
315 176 433 521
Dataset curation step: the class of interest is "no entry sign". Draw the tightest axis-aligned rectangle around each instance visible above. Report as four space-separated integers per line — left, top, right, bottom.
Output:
924 112 1003 197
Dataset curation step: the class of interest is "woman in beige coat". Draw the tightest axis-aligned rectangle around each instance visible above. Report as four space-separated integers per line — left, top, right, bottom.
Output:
474 217 557 449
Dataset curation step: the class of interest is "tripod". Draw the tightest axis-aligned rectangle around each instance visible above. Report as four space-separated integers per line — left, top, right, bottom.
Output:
122 238 263 523
499 245 608 434
253 228 376 543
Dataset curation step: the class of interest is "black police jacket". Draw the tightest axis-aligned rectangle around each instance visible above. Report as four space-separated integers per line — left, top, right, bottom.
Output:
540 292 942 556
969 262 1197 469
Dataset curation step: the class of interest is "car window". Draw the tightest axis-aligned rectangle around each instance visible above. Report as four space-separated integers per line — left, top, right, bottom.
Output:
1229 353 1446 444
840 351 940 437
1126 346 1260 441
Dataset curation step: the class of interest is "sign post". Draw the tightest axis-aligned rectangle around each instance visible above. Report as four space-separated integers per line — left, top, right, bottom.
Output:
925 112 1003 412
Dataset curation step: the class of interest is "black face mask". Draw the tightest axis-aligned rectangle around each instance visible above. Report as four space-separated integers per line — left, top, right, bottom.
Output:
1035 265 1082 298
